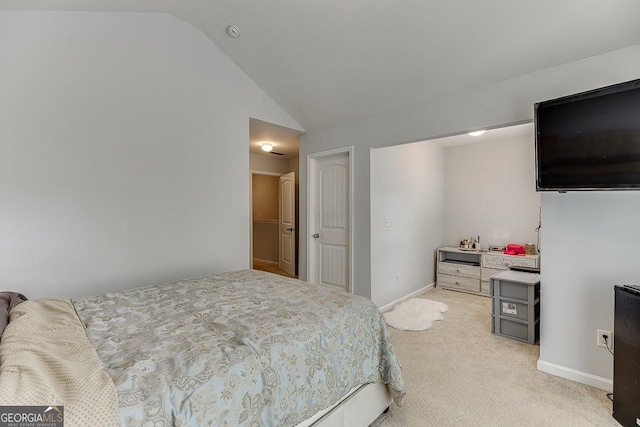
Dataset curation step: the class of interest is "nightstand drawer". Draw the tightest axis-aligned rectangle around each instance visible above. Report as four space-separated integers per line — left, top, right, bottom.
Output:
438 262 480 279
499 281 539 301
482 254 537 270
438 274 480 293
492 316 539 344
494 297 538 322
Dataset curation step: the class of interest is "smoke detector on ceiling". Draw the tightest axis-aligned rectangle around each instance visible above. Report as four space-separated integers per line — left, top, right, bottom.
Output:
226 25 240 38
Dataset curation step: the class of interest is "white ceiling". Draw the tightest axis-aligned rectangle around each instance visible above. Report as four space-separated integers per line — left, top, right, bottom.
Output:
432 123 533 148
249 118 300 160
184 0 640 132
4 0 640 134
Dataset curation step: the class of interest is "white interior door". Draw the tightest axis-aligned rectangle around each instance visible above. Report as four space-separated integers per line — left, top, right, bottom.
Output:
279 172 296 276
309 153 350 291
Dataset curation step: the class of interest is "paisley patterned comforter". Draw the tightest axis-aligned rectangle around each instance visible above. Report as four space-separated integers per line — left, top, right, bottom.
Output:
73 270 405 426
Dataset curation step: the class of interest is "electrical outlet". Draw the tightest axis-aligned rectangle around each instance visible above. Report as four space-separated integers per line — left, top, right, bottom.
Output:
597 329 613 348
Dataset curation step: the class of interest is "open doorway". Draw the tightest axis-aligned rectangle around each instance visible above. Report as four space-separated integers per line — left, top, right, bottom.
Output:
250 171 296 278
249 118 302 278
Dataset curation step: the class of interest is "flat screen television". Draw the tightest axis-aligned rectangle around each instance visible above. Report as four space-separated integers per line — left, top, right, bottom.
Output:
535 78 640 192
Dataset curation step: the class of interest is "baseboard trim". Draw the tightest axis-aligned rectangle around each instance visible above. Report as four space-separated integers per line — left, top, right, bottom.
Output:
378 282 435 312
537 360 612 392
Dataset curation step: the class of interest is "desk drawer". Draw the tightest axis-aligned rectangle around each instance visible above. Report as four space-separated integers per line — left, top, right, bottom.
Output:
438 274 480 293
482 254 537 270
438 262 480 279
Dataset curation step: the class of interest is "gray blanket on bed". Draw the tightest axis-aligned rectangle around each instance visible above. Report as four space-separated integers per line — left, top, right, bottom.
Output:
73 270 405 426
0 292 27 339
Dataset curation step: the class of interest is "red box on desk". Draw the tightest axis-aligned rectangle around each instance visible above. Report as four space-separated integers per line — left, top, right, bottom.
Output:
504 244 525 256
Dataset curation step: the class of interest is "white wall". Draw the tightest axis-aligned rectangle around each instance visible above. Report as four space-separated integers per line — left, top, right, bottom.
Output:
299 43 640 388
443 131 541 248
371 142 444 307
288 157 300 183
300 43 640 296
0 11 301 299
370 129 537 308
538 192 640 390
250 153 291 174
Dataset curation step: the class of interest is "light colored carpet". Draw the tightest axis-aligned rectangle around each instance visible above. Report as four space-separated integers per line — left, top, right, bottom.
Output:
371 288 618 427
384 298 448 331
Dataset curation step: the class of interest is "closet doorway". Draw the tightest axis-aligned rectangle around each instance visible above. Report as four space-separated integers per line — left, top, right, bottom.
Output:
250 171 297 278
248 118 301 279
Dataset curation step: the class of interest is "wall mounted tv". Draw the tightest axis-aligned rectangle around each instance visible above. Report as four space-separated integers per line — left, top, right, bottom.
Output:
535 78 640 192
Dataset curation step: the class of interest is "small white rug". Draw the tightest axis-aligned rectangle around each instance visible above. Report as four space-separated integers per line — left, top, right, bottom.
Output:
383 298 448 331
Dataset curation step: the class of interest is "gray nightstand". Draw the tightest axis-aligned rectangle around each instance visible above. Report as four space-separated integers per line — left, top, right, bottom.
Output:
490 270 540 344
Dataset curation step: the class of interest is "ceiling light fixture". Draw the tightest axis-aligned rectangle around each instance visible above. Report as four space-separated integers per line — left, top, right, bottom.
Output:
468 130 486 137
226 24 240 38
261 143 273 152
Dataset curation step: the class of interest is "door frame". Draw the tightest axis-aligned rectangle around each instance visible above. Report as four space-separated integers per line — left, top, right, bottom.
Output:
306 146 354 293
249 169 286 269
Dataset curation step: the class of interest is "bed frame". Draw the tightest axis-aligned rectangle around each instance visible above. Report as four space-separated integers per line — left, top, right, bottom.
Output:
300 383 392 427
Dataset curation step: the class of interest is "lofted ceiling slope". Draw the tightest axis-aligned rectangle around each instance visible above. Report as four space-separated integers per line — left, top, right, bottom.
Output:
3 1 640 131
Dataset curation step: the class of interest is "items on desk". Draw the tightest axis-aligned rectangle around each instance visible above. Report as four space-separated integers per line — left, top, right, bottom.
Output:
459 235 480 250
504 243 525 256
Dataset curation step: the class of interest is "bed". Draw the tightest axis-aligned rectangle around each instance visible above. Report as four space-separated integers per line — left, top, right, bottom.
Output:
0 269 405 426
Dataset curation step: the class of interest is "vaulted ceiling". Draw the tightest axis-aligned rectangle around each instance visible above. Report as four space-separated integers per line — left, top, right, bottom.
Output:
4 1 640 132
